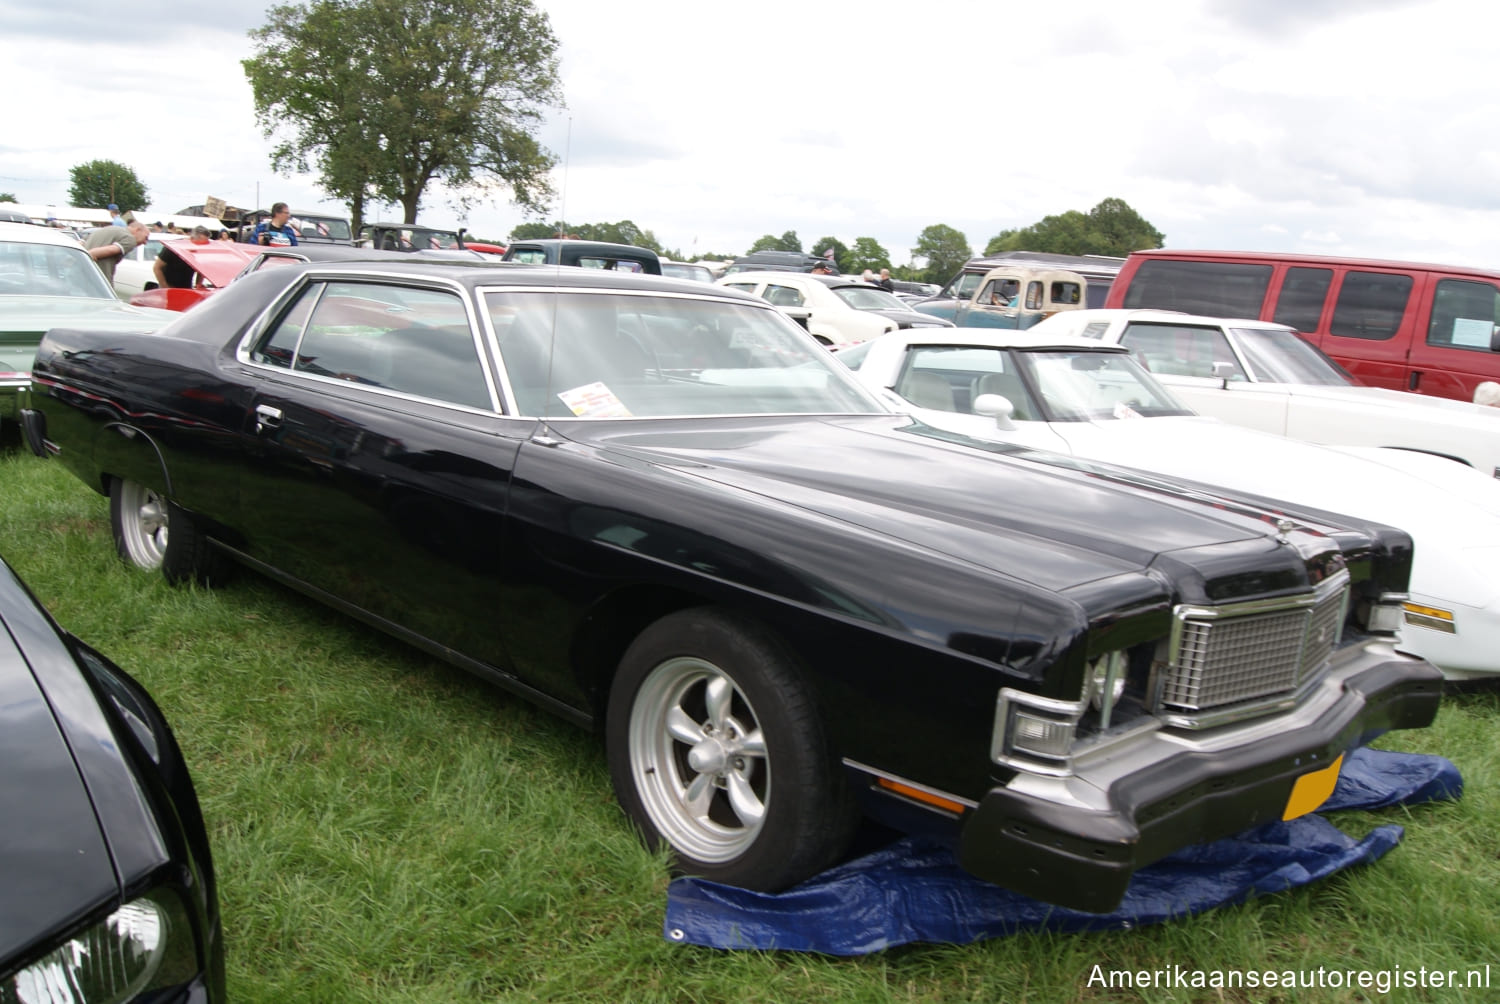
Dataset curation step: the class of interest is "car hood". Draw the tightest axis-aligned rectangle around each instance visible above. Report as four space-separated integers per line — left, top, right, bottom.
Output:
0 295 178 333
561 414 1331 598
0 633 117 964
1024 413 1500 607
866 308 955 328
161 242 260 287
1280 382 1500 423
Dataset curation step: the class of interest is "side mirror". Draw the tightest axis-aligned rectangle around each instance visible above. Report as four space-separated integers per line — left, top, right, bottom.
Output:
973 392 1017 431
1211 360 1238 387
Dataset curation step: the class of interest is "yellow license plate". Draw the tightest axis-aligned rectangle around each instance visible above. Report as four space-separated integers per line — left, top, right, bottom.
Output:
1282 753 1344 821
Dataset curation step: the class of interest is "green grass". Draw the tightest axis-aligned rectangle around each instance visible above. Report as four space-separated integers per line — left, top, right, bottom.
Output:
3 450 1497 1002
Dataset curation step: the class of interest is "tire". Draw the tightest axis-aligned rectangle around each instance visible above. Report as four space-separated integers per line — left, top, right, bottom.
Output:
606 608 857 891
109 478 233 585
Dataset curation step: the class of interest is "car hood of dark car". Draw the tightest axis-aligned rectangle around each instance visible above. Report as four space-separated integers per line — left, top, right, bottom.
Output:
559 414 1324 597
0 629 118 964
865 308 956 328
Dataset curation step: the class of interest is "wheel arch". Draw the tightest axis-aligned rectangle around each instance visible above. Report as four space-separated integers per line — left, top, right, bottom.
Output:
95 420 174 499
571 583 710 723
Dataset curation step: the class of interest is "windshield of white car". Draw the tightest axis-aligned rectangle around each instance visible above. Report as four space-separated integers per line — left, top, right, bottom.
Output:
486 290 885 418
831 286 909 311
0 240 116 299
1015 350 1194 421
1230 327 1356 385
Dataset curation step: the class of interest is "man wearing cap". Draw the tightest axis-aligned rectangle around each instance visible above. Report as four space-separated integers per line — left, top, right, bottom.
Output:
108 204 126 226
810 260 835 275
84 218 150 284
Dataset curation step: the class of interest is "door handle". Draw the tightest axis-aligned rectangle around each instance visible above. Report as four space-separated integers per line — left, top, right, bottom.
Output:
255 404 283 433
1408 371 1421 391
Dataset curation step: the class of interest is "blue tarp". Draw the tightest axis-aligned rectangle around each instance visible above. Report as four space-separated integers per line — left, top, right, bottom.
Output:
664 747 1461 954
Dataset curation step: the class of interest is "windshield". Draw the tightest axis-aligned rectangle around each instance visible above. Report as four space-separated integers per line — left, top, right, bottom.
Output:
486 290 884 418
0 240 115 299
1231 326 1356 385
661 262 713 283
294 215 353 241
1016 350 1194 421
832 286 909 311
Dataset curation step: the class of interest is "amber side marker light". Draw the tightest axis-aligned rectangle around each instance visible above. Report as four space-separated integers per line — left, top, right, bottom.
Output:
1403 602 1456 634
876 777 967 815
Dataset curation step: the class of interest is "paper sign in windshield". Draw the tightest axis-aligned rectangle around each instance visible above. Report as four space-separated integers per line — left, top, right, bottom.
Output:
1450 318 1494 349
558 381 633 417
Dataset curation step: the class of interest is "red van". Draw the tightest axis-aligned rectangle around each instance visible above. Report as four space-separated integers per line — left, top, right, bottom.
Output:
1104 249 1500 402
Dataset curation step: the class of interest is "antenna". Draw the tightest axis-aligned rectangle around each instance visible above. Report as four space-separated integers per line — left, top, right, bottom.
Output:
557 115 572 237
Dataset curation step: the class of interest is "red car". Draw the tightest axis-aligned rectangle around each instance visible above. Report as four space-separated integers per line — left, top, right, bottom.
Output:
130 242 259 312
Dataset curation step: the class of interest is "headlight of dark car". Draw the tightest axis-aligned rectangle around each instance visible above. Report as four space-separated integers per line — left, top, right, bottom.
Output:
2 887 200 1004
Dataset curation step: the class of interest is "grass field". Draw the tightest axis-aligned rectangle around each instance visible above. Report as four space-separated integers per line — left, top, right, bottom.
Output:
2 449 1496 1002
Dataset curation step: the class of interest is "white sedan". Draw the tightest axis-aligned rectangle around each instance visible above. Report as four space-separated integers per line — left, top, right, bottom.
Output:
716 271 952 347
837 328 1500 680
1030 308 1500 477
111 232 189 297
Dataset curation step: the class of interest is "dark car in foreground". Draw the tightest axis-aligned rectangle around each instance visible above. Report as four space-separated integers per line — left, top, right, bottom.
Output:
0 554 223 1000
19 262 1441 912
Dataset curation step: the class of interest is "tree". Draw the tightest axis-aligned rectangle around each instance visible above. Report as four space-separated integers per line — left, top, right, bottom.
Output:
844 237 891 275
748 230 801 254
811 236 848 269
245 0 564 230
0 193 16 203
912 224 972 285
67 160 149 212
985 197 1164 257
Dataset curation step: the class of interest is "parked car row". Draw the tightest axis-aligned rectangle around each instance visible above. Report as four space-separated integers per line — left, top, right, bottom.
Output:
16 261 1444 920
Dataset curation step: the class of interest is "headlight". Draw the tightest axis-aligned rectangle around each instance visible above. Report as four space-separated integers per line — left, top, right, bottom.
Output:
1356 591 1409 635
3 890 198 1004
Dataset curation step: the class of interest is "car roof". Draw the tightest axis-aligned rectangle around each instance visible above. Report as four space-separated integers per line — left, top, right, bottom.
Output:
508 239 659 257
295 260 761 298
0 221 86 248
1039 307 1295 333
718 270 828 284
887 326 1131 352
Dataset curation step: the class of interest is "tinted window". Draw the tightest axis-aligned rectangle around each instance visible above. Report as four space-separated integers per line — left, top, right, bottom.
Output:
1426 278 1500 351
1122 260 1272 317
1118 322 1247 380
1271 267 1332 332
1329 271 1412 340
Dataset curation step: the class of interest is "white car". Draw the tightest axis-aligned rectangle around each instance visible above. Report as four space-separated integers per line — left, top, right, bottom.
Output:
1031 308 1500 478
716 271 953 347
837 328 1500 680
111 232 189 297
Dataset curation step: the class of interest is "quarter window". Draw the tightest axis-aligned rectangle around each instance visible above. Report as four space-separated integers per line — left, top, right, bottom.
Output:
1329 271 1412 341
1426 278 1500 351
251 281 492 408
1271 267 1332 332
1118 323 1247 380
1122 260 1272 317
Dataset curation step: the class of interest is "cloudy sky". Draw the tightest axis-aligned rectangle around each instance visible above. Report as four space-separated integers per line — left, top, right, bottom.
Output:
3 0 1496 267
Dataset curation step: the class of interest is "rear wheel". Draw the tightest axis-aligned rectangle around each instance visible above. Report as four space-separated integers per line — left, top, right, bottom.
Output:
109 478 232 585
110 478 168 571
606 608 857 890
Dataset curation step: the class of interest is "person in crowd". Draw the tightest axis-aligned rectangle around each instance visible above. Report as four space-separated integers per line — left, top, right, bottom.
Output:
107 203 126 226
84 218 150 283
876 268 895 292
810 260 835 275
153 226 215 289
1474 381 1500 407
251 203 299 246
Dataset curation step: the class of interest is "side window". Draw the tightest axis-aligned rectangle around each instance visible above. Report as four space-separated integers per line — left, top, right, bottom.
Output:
1050 281 1082 306
1122 260 1272 317
979 279 1017 306
1272 267 1333 332
1120 323 1246 380
282 281 491 408
1329 271 1413 340
1427 278 1500 351
250 283 321 368
764 284 805 307
1024 281 1042 310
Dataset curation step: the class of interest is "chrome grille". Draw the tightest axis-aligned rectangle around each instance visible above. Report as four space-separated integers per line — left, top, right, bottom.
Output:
1159 573 1349 715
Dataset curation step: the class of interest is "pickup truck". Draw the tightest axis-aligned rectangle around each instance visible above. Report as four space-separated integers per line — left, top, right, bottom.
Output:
914 264 1089 329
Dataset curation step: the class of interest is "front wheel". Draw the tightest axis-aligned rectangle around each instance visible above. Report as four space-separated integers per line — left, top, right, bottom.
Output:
606 608 857 891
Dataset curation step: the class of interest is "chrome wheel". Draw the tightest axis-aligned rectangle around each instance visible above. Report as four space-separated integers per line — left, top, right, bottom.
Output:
114 480 169 570
628 656 768 863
